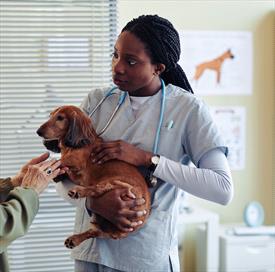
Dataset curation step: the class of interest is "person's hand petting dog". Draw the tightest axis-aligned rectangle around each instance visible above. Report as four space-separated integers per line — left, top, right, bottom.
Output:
86 188 147 232
10 152 50 187
11 152 66 195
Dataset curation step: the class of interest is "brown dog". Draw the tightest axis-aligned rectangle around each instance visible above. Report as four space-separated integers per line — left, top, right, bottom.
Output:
37 105 150 249
193 49 234 84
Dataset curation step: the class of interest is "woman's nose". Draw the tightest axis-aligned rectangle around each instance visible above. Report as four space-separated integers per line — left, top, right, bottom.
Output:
112 59 125 74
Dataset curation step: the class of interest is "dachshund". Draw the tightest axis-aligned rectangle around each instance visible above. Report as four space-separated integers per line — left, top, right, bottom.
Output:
36 105 150 249
193 49 234 84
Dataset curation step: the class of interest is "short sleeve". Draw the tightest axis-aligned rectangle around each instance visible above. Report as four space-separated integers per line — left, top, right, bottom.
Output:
183 99 228 166
80 88 106 115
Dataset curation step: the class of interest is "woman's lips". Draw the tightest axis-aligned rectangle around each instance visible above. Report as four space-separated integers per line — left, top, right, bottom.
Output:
113 78 127 85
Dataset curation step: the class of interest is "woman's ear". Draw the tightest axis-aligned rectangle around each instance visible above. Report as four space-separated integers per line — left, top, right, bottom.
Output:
154 63 166 76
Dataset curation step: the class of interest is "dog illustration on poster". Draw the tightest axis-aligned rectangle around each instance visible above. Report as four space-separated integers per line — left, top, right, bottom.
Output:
193 49 234 84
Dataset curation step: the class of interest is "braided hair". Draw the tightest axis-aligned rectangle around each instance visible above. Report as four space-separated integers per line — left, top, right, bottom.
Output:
121 15 193 93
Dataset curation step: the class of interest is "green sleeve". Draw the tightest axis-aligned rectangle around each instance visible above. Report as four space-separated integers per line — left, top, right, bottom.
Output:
0 187 39 253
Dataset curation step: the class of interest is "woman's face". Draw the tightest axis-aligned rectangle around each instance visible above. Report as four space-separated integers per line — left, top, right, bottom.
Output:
112 31 163 96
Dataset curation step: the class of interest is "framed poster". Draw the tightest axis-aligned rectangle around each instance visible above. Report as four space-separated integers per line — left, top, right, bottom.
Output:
210 106 246 170
179 31 253 95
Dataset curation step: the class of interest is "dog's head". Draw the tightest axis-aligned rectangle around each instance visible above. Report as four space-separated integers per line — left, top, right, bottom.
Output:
37 105 95 152
227 49 234 59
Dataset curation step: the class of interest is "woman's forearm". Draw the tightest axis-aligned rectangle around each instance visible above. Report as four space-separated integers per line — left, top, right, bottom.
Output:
154 148 233 205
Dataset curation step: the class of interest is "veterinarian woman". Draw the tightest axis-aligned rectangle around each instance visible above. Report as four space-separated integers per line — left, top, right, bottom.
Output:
56 14 233 272
0 153 64 272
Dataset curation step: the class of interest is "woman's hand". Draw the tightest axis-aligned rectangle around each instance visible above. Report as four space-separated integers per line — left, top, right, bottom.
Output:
87 188 147 232
91 140 153 166
21 159 65 195
11 152 51 187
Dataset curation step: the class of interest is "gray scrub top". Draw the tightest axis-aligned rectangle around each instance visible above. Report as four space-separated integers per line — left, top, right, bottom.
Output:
70 84 226 272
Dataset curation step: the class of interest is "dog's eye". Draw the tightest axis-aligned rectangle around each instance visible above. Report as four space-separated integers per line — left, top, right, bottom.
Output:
56 115 64 121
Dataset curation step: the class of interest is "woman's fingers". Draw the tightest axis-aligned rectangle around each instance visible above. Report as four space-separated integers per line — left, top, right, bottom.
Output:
95 151 120 164
90 140 150 166
91 143 121 163
120 188 136 199
48 168 62 179
92 141 118 153
26 152 50 166
36 158 54 170
91 149 108 163
115 210 146 231
116 217 134 231
117 194 147 227
48 160 62 172
119 209 147 220
122 197 145 208
20 155 65 195
30 159 64 181
37 158 61 171
116 217 145 232
42 160 64 180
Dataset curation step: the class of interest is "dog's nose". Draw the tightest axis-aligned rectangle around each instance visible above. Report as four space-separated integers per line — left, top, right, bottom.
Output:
36 128 43 136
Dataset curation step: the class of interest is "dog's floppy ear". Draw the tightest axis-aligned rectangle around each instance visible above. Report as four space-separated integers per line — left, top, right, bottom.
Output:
64 111 91 148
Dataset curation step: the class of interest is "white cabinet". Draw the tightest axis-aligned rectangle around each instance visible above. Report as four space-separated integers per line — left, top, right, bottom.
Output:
196 225 275 272
178 205 219 272
219 226 275 272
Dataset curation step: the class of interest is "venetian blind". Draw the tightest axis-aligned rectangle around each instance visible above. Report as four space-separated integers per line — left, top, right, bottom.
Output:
0 1 117 271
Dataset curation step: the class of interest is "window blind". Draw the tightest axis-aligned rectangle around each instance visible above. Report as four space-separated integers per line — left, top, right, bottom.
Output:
0 1 117 271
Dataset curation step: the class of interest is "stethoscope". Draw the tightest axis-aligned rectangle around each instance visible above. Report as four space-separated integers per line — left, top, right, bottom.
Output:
89 79 166 154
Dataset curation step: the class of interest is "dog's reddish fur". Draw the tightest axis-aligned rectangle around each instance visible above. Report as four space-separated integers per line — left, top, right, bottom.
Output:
37 105 150 249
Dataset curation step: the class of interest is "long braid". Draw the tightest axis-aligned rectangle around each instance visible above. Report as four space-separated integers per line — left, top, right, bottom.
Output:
122 15 193 93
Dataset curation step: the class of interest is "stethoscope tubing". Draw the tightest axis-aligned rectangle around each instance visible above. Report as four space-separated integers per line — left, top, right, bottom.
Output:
98 92 127 136
153 79 166 154
88 86 118 118
88 87 127 136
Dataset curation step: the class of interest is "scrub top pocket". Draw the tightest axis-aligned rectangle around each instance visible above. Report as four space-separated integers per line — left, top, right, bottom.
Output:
117 210 170 268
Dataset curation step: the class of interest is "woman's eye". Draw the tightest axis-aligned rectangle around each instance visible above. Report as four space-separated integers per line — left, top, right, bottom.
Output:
111 52 118 59
128 59 137 66
56 115 64 121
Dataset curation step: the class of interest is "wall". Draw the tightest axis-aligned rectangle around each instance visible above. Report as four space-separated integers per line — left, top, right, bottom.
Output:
118 0 274 270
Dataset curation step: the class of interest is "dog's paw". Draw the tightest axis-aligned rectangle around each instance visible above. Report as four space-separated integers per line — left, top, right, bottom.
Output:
64 237 76 249
68 189 79 199
68 186 86 199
